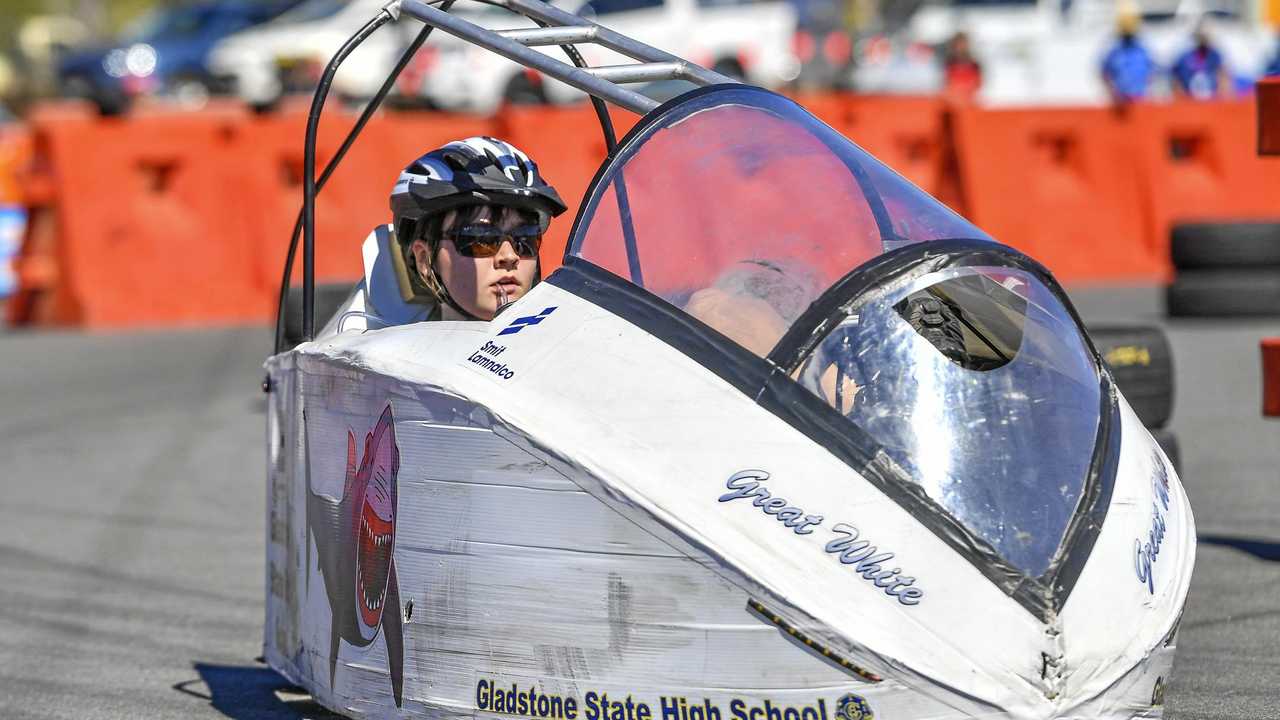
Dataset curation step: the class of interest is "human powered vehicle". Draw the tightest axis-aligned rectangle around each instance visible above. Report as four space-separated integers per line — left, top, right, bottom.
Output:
262 2 1195 718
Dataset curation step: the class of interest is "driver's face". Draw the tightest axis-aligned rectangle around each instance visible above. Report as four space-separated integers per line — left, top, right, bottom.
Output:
413 206 539 320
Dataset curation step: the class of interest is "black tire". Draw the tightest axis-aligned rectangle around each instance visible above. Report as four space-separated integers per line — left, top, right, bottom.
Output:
1165 270 1280 317
1149 428 1181 475
1170 221 1280 270
282 282 356 350
1089 325 1174 428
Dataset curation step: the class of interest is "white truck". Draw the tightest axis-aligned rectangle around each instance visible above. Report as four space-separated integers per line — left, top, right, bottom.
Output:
207 0 418 107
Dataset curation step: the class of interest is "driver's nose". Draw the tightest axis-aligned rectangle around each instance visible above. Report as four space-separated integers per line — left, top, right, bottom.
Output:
494 239 520 269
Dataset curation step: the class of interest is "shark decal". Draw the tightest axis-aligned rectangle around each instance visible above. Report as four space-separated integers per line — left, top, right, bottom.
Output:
306 404 405 706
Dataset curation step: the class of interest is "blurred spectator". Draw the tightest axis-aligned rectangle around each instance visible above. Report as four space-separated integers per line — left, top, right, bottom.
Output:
1266 38 1280 77
0 55 16 120
942 31 981 101
1101 9 1156 104
1171 21 1231 99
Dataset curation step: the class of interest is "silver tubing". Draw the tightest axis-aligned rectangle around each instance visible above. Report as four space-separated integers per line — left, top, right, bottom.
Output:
399 0 737 114
400 0 659 113
497 26 598 46
588 62 686 84
499 0 734 86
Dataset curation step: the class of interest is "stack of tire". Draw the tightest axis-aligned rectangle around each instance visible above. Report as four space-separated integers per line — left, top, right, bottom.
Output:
1089 326 1179 473
1166 221 1280 317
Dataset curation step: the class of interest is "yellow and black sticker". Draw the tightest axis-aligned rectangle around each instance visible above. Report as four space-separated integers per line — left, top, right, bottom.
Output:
1104 345 1152 367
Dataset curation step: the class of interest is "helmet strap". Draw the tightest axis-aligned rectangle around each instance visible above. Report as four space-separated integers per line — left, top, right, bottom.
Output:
428 261 485 321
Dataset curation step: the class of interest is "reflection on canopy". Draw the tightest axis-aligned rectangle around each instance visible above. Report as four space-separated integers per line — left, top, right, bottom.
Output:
795 267 1102 578
571 87 991 357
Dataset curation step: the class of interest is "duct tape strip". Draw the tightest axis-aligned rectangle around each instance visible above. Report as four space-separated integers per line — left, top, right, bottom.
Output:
746 599 882 684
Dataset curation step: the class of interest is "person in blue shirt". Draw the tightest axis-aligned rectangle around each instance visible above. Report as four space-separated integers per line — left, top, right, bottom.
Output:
1101 10 1157 104
1266 38 1280 77
1172 21 1230 98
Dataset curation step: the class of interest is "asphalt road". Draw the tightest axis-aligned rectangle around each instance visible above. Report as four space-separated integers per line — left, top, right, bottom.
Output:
0 286 1276 719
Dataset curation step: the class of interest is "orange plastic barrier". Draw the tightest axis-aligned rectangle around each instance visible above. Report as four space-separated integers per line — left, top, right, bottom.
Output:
0 125 32 204
242 107 498 297
7 101 498 328
9 94 1280 329
1261 78 1280 156
950 105 1158 283
5 106 83 326
13 102 278 327
794 93 953 205
508 95 952 277
0 125 32 315
1129 100 1280 264
497 104 640 274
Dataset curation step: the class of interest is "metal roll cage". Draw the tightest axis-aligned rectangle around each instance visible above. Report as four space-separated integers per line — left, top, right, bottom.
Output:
270 0 737 356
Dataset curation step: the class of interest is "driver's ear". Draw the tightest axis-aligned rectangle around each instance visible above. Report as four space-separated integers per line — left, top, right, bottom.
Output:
411 239 432 276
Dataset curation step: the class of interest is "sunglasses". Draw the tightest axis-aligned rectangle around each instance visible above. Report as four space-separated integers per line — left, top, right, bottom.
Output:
443 224 543 258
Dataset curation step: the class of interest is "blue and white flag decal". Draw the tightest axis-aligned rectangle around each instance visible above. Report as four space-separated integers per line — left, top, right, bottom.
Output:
498 307 557 336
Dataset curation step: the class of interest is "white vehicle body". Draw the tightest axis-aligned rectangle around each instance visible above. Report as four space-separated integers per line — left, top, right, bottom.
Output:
907 0 1277 104
419 0 798 113
264 79 1195 719
208 0 415 105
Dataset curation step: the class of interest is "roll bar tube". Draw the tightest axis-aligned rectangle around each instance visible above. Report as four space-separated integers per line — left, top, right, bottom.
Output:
279 0 734 353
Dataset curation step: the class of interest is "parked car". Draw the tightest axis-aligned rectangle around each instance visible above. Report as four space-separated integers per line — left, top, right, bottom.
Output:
207 0 418 109
57 0 298 113
418 0 800 114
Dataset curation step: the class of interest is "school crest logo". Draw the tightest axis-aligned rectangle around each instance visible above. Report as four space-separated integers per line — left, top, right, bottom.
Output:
835 693 874 720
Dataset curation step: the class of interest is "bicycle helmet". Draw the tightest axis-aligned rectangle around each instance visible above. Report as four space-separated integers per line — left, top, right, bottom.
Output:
388 137 567 317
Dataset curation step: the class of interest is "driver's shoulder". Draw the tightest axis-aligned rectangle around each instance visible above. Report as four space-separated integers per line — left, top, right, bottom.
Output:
318 225 436 338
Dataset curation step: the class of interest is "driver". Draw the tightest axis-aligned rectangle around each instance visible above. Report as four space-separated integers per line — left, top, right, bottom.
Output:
364 137 566 326
390 137 567 321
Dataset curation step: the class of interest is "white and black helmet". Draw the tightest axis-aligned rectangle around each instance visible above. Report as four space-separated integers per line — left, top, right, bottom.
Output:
390 136 567 248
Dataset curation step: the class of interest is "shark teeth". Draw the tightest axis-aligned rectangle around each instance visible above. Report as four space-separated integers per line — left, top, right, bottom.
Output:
361 576 380 610
362 517 393 548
